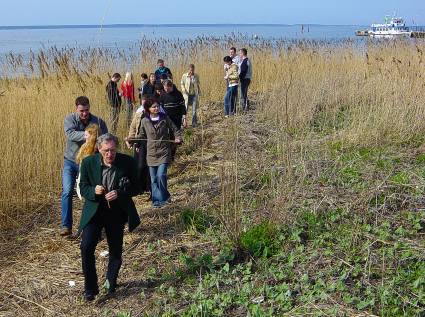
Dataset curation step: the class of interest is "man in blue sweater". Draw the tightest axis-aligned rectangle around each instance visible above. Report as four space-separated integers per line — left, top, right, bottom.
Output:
60 96 108 237
155 59 173 82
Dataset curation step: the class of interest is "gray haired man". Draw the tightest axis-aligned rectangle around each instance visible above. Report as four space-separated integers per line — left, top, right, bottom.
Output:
78 133 140 301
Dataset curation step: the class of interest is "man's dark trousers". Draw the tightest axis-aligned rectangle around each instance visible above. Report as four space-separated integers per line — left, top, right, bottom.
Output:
240 78 251 111
80 202 126 295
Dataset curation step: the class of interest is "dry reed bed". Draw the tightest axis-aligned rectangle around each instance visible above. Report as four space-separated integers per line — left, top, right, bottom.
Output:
1 38 424 231
0 100 235 316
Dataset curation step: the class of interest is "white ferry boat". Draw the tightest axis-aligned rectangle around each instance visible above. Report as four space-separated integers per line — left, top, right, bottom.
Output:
368 16 411 38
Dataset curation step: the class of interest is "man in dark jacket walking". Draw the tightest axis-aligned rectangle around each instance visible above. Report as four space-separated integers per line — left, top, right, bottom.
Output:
106 73 122 133
159 80 187 129
79 133 140 301
159 80 186 162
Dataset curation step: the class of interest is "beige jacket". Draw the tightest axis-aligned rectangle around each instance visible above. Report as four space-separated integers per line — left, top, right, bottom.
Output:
128 110 144 139
180 72 201 97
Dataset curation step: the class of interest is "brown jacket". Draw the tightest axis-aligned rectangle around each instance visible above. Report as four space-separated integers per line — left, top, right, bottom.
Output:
137 114 182 166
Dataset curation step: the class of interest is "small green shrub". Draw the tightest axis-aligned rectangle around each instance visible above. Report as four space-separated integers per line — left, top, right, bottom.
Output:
180 208 215 233
180 253 214 274
339 166 361 184
416 153 425 164
239 222 278 258
390 171 410 185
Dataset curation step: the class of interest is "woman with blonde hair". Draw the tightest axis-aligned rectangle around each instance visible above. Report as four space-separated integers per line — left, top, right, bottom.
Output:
181 64 201 127
120 71 135 127
76 123 100 200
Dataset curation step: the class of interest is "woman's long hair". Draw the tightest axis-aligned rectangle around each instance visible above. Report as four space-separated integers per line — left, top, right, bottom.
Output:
124 72 133 85
76 124 100 164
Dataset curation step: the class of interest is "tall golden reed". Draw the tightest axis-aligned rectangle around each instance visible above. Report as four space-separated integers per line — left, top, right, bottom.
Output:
1 37 424 229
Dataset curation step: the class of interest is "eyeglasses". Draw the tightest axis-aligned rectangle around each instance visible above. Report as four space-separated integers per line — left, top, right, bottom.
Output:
150 105 159 109
100 148 116 153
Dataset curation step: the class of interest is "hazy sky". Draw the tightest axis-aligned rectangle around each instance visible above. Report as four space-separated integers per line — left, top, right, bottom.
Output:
3 0 425 26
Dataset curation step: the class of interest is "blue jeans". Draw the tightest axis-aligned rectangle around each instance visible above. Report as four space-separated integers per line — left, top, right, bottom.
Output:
149 164 170 206
61 158 79 229
240 78 251 111
224 85 238 116
186 94 198 126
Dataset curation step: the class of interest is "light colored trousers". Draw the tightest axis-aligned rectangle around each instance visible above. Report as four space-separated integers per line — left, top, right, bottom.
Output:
183 94 199 127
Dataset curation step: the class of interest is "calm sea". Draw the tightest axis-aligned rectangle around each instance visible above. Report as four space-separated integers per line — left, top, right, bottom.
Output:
0 24 366 55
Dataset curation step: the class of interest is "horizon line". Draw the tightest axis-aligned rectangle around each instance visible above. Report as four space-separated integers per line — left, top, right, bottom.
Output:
0 23 367 30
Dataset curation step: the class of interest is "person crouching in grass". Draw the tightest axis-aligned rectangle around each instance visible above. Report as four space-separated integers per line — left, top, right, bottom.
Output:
137 97 182 207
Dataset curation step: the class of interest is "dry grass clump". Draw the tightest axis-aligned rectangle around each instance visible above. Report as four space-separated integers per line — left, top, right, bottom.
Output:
1 37 425 230
261 41 425 147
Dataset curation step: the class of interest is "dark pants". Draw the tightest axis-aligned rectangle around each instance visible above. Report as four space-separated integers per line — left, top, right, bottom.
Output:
80 204 125 295
110 106 120 134
240 78 251 111
134 141 151 193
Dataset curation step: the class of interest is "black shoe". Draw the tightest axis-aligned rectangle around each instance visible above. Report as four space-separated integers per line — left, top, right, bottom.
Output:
84 289 99 301
84 293 96 301
107 286 116 295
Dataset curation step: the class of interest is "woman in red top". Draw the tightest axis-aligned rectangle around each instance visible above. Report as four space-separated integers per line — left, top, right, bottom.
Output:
120 72 135 127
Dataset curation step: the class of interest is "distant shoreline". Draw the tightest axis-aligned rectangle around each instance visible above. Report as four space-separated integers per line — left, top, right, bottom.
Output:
0 23 368 31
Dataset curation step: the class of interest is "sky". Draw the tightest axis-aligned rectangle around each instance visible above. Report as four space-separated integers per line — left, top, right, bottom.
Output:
2 0 425 26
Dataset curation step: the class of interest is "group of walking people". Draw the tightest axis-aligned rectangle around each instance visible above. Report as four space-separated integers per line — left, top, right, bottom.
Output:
106 59 201 133
59 47 252 301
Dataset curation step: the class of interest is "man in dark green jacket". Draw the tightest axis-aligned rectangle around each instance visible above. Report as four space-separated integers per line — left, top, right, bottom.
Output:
79 133 140 301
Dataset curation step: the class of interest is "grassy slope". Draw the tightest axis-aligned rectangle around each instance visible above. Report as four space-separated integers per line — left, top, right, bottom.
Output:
0 99 424 317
